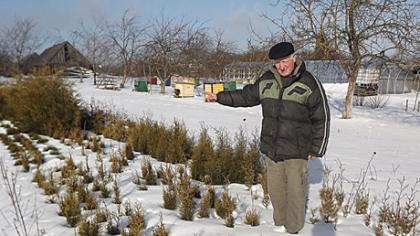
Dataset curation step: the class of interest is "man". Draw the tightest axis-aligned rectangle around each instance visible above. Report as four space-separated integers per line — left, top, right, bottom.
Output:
206 42 330 234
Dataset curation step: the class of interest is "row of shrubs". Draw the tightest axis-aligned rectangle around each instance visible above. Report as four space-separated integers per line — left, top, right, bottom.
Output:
0 75 263 185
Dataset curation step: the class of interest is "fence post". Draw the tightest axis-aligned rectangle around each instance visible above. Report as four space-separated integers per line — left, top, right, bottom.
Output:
418 101 420 112
405 99 408 112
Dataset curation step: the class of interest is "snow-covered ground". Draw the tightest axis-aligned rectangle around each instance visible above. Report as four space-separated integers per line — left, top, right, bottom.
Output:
0 76 419 236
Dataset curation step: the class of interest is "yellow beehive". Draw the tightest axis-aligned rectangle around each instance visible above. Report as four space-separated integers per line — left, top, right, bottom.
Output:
203 83 224 94
174 82 195 97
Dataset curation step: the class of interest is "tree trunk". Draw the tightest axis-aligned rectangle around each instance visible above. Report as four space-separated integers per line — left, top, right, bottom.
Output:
122 65 128 88
342 76 357 119
413 77 420 111
160 79 166 94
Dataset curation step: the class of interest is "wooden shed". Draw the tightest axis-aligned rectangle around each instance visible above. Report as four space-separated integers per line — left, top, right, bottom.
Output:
21 41 92 75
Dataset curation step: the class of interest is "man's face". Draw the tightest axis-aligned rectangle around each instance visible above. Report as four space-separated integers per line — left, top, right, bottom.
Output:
274 54 296 77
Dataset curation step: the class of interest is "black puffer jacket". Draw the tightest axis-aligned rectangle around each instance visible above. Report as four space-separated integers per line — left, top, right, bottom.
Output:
217 61 330 162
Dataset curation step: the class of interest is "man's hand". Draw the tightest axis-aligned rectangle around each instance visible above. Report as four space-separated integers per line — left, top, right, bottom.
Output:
308 155 317 160
205 91 217 102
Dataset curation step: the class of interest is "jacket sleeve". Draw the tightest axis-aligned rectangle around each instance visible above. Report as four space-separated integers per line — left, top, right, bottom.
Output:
216 81 261 107
307 79 330 157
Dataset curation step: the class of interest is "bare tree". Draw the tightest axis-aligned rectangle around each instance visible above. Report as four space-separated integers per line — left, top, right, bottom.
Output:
265 0 419 118
144 15 204 94
206 29 237 79
72 18 109 85
1 17 42 73
179 22 210 79
107 9 146 87
0 40 13 76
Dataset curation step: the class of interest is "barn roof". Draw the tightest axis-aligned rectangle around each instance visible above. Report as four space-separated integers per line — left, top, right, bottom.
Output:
21 41 92 73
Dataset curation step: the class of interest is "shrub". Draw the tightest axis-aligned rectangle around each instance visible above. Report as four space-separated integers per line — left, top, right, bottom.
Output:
127 117 152 154
159 164 175 186
123 200 132 216
212 129 234 184
59 192 81 227
100 181 110 198
113 178 122 204
103 117 128 142
152 215 169 236
319 183 338 223
164 120 191 163
198 187 213 218
77 217 99 236
191 126 215 181
215 189 236 220
162 186 177 210
6 127 20 135
225 214 234 228
84 192 98 210
68 128 84 146
128 203 146 236
32 167 45 187
244 208 260 226
355 190 369 215
141 158 157 185
125 143 134 160
42 171 59 195
178 185 195 221
1 76 80 136
94 207 108 223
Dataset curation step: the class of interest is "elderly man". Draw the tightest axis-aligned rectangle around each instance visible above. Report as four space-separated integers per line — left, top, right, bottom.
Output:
207 42 330 234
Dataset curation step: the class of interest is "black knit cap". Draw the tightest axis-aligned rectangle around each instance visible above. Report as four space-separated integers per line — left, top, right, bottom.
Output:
268 42 295 60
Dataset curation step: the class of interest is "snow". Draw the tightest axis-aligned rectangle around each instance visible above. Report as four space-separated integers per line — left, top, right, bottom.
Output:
1 76 419 236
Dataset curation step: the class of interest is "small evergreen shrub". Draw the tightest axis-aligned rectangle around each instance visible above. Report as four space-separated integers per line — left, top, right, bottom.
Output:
141 158 157 185
32 167 45 187
77 217 99 236
59 192 81 227
244 208 260 226
125 143 134 160
42 171 59 195
355 190 369 215
225 214 234 228
113 178 122 204
152 215 169 236
94 207 109 223
162 186 177 210
103 117 128 142
198 187 213 218
191 126 215 182
215 189 236 220
128 203 146 236
84 192 98 210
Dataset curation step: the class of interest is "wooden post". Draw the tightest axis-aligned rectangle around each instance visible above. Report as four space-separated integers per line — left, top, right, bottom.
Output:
417 101 420 112
405 99 408 112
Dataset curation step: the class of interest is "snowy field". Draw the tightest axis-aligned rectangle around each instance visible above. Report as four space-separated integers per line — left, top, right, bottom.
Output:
0 75 419 236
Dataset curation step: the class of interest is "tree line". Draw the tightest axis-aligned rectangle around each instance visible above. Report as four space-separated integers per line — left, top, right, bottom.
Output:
0 10 269 91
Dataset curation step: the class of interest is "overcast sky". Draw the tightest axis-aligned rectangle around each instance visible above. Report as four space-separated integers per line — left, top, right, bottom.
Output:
0 0 283 51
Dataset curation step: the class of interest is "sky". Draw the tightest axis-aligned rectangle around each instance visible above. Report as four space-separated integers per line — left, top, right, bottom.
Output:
0 0 283 51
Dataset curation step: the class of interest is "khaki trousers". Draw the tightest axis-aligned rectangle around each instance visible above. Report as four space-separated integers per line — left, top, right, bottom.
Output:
266 157 307 233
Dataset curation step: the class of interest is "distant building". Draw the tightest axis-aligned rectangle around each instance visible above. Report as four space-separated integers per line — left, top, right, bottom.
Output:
21 41 92 75
222 60 415 95
222 62 267 84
